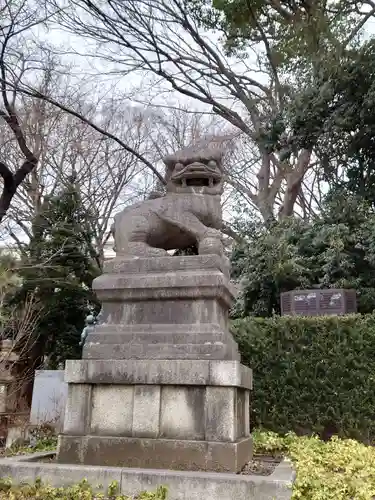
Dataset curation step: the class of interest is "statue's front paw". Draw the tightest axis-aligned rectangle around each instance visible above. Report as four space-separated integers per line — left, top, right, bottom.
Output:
198 230 223 256
204 228 222 240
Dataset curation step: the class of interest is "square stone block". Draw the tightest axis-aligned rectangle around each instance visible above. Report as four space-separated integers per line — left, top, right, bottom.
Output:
236 389 246 438
160 386 205 440
205 386 236 441
132 386 160 438
90 386 134 435
63 384 91 435
208 436 253 472
244 390 250 435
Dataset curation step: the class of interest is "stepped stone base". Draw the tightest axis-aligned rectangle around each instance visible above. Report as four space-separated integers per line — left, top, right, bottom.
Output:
0 452 295 500
57 359 253 472
82 255 239 361
58 435 252 472
57 255 253 473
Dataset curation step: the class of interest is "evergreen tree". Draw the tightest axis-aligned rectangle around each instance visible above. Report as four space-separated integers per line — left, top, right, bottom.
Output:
232 193 375 317
14 175 100 377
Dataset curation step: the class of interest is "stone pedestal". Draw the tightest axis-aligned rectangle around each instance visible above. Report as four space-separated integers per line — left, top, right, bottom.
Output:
57 255 253 472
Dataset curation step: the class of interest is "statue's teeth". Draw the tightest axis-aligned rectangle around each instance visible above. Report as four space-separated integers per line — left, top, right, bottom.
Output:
209 177 214 187
182 178 187 187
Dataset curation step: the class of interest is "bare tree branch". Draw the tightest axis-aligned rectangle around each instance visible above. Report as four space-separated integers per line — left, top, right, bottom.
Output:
54 0 317 222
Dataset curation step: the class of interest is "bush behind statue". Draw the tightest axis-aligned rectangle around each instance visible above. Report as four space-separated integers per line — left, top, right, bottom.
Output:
232 314 375 442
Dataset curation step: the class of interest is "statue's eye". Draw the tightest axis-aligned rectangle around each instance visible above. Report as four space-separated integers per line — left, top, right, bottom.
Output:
207 160 217 168
175 163 184 171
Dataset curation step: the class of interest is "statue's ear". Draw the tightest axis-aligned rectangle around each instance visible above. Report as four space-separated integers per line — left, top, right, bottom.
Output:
164 164 175 183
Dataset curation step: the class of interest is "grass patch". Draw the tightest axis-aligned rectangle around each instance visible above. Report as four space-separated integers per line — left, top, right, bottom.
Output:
0 437 58 458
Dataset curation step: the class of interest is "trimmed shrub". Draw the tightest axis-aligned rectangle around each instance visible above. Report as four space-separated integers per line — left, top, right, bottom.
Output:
253 430 375 500
232 314 375 441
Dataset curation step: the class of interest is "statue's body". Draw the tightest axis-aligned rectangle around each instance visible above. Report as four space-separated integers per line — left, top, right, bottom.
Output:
79 314 97 347
113 145 226 258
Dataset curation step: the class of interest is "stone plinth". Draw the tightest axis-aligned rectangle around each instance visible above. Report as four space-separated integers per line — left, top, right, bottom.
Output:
82 255 239 361
57 359 252 472
57 255 253 472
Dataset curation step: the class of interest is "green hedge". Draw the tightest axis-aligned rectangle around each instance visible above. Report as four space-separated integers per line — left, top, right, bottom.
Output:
231 314 375 442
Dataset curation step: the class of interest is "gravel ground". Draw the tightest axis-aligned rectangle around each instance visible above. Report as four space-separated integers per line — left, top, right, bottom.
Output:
240 454 282 476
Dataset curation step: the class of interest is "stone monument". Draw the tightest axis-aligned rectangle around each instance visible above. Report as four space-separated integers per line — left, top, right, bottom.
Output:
57 140 253 472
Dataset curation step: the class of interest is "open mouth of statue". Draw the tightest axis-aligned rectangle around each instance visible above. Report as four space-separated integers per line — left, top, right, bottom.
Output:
175 174 221 187
172 166 222 188
185 178 211 187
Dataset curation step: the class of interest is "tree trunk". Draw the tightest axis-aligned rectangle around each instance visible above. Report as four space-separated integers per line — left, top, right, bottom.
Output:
17 336 45 411
278 149 312 219
0 188 15 223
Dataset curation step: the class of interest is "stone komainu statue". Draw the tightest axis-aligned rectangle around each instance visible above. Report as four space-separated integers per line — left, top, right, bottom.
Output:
112 141 228 258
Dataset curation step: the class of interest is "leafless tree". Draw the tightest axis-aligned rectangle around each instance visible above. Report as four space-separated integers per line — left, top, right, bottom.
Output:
1 79 161 266
1 0 357 227
0 0 59 222
0 252 42 411
0 0 171 228
146 106 326 221
0 294 43 412
48 0 323 223
144 105 221 157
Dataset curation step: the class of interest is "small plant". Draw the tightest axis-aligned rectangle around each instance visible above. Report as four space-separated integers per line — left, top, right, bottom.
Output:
107 480 120 498
0 478 168 499
252 429 287 455
2 424 58 458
